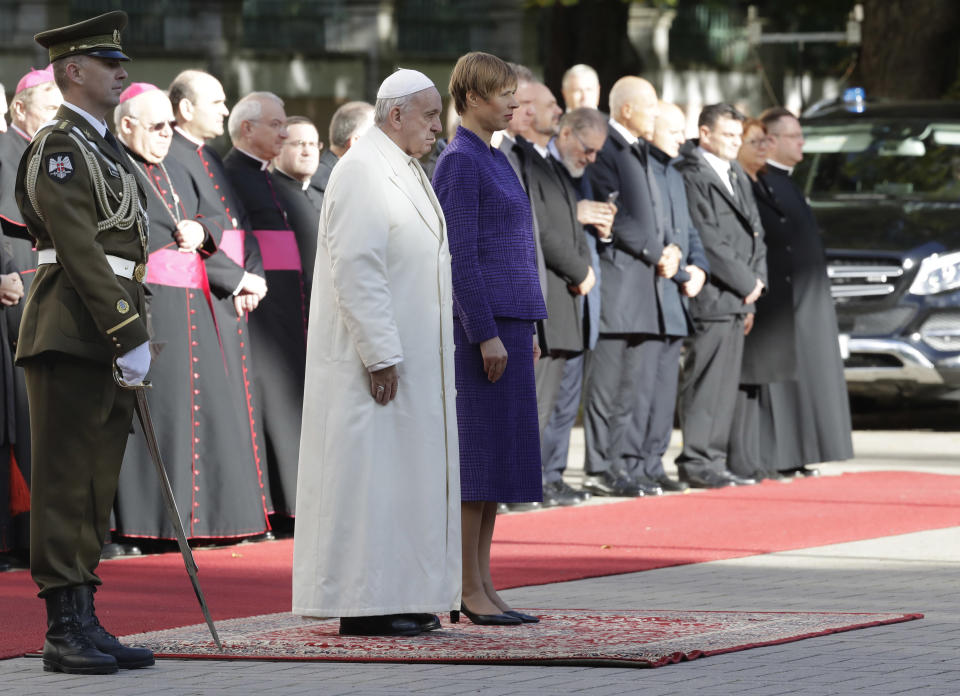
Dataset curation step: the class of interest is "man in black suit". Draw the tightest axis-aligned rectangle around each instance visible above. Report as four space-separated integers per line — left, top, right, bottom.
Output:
584 76 681 497
673 103 766 489
270 116 323 308
311 101 373 194
617 101 710 494
521 107 610 506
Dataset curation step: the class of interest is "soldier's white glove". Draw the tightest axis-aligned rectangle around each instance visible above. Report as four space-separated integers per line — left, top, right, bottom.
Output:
116 341 151 385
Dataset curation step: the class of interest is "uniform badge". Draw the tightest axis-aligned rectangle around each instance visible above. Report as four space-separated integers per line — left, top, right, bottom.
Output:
116 299 130 314
46 153 75 182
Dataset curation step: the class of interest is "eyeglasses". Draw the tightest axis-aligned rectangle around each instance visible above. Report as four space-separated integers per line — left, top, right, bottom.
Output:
743 137 771 148
128 117 172 133
770 131 803 140
572 129 598 156
285 139 319 149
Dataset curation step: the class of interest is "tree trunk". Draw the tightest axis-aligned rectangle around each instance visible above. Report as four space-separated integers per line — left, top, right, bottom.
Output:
857 0 960 99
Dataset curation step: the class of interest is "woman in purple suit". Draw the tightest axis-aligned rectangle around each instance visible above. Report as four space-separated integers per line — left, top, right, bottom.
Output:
433 52 547 626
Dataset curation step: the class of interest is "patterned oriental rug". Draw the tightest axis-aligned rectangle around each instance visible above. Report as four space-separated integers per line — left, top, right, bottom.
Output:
1 471 953 659
123 610 922 668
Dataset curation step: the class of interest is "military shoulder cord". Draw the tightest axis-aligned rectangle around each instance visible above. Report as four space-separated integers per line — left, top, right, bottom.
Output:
25 128 141 236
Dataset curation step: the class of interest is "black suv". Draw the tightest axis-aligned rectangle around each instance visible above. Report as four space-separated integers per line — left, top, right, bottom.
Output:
795 98 960 404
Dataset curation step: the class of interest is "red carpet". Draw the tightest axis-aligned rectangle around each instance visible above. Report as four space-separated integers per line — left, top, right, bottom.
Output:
1 470 956 659
121 609 923 667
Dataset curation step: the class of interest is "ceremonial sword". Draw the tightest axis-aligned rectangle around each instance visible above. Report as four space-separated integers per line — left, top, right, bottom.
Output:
114 366 223 651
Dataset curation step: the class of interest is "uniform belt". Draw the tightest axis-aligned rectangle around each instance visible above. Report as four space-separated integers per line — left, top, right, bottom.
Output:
36 248 145 282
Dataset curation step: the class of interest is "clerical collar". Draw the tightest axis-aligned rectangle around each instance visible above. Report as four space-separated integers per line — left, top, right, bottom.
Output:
236 147 270 171
174 126 205 147
608 117 638 146
62 101 108 138
10 124 30 142
766 158 794 175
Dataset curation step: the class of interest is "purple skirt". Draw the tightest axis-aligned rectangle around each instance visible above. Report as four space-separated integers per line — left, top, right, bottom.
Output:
454 317 542 503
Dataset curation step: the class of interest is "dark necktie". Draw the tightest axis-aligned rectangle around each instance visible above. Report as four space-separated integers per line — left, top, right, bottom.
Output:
728 167 739 198
103 129 121 155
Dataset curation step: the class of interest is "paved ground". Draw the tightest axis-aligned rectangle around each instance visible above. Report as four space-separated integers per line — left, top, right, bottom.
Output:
2 428 958 695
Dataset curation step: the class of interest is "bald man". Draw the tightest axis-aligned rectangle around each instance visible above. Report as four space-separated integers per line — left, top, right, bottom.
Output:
615 101 709 493
581 76 680 498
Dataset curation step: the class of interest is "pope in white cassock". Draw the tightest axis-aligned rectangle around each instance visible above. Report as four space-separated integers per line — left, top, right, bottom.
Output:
292 70 461 637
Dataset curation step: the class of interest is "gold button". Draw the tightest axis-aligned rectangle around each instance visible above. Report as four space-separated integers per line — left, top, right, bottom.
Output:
134 263 147 283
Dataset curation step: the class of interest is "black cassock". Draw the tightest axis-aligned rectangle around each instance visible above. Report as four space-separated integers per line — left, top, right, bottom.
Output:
269 168 322 311
113 151 270 540
223 149 305 517
166 131 272 516
744 164 853 471
0 231 28 554
0 129 34 548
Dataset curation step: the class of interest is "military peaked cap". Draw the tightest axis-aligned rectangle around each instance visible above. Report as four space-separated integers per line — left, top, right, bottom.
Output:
34 10 131 63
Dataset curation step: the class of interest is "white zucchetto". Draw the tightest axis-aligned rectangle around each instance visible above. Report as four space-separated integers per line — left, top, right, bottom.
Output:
377 69 435 99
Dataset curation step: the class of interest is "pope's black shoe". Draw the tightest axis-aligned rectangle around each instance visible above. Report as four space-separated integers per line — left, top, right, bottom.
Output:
78 586 154 669
406 613 442 631
42 588 118 674
339 614 422 636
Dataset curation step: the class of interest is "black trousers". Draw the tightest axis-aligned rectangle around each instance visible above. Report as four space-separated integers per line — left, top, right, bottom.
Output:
25 354 135 596
675 317 744 477
582 333 658 475
620 336 682 480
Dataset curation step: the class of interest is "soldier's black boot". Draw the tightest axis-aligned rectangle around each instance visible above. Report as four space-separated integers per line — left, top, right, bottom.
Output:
77 586 155 669
42 588 118 674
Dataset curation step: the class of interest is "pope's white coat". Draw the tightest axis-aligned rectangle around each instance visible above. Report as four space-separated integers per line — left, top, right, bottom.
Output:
292 126 461 616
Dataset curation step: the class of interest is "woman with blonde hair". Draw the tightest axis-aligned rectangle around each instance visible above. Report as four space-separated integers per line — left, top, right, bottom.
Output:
432 52 547 626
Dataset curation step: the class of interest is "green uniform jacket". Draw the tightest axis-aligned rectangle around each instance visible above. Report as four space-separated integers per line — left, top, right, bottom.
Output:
14 105 149 364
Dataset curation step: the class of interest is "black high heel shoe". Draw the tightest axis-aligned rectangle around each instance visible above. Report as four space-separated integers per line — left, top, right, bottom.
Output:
503 610 540 624
454 603 522 626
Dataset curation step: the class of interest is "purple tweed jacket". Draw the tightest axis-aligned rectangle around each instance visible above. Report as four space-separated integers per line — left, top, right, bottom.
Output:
432 126 547 343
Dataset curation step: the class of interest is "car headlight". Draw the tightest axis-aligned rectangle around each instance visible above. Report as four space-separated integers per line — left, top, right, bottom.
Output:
908 251 960 295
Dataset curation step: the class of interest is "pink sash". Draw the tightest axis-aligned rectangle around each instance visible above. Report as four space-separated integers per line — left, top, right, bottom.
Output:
219 229 245 267
146 248 207 289
146 247 225 365
251 229 302 272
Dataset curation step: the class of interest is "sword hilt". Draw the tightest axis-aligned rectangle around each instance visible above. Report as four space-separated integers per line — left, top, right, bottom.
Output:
113 360 152 390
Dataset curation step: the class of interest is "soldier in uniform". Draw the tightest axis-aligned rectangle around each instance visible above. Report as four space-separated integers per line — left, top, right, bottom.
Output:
15 11 155 674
